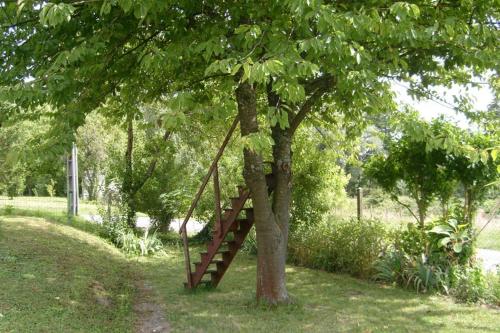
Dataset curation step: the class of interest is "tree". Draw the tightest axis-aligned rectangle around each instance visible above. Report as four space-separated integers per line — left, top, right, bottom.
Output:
365 117 453 227
76 112 118 200
448 133 499 223
366 114 499 226
0 123 26 197
1 1 499 304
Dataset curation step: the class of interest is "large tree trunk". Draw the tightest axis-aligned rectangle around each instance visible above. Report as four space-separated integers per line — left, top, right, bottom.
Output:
236 82 290 304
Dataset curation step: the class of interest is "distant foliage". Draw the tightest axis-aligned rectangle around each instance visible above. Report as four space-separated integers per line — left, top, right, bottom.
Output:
288 218 389 278
291 126 349 229
241 228 257 255
366 115 499 226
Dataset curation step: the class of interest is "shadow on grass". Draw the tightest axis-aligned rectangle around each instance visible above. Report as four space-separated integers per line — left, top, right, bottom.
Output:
139 249 500 333
1 212 498 333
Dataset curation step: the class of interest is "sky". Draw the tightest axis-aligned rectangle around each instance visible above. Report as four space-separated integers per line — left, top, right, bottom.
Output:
392 81 494 128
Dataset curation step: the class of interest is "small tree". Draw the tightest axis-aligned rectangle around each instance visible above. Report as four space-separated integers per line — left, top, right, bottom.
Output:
365 117 455 227
449 134 499 224
366 115 499 227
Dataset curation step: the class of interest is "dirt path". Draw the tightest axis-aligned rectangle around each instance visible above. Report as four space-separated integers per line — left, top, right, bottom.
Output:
134 280 170 333
477 248 500 273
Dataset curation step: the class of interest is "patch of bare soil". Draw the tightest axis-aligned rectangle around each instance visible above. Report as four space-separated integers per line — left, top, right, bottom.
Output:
90 281 112 307
134 280 170 333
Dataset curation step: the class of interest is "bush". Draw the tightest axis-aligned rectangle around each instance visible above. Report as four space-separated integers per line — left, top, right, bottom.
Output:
373 213 500 305
488 270 500 306
98 205 163 256
241 228 257 255
450 265 489 303
450 266 500 305
288 218 389 278
374 249 450 293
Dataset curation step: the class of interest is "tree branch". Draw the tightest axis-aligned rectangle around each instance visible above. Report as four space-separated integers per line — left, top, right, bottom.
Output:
132 129 171 194
288 74 336 136
393 196 420 224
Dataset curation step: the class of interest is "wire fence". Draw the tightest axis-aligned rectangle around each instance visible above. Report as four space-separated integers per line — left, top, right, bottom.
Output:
0 195 100 216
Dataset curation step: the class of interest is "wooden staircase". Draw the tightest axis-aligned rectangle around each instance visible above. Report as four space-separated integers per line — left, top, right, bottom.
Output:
180 117 271 289
187 186 254 288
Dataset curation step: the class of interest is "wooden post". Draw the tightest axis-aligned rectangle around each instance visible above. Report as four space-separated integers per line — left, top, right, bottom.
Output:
67 143 79 218
356 187 362 221
66 153 72 218
213 163 222 236
181 226 193 288
73 143 79 216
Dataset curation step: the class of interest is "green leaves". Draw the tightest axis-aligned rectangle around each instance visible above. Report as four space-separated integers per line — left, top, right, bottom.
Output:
234 24 262 39
267 107 289 130
204 58 239 76
390 2 421 21
39 3 75 27
272 79 305 103
429 225 453 236
205 57 285 85
241 132 274 154
428 218 470 254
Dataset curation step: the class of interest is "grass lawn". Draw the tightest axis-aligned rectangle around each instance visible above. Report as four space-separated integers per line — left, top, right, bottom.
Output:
0 195 100 215
477 220 500 251
140 250 500 333
1 215 499 333
0 196 148 217
0 216 136 333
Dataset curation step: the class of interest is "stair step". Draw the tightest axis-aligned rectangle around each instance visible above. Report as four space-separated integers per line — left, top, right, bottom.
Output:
200 249 231 256
204 269 218 275
184 280 212 288
193 259 225 267
230 197 243 207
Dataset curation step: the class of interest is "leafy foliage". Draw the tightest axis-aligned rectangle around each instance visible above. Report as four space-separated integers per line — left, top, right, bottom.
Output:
288 218 389 278
366 115 499 226
291 126 349 229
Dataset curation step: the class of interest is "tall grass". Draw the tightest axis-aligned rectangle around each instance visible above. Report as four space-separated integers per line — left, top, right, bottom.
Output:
288 218 390 278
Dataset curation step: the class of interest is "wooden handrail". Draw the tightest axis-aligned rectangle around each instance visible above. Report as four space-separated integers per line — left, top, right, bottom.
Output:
179 116 239 234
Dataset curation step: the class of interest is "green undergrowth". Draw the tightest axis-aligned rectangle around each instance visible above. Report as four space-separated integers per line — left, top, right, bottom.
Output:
2 214 499 333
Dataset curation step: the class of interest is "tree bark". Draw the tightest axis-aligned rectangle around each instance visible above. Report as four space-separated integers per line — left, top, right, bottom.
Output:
236 81 290 304
122 112 171 229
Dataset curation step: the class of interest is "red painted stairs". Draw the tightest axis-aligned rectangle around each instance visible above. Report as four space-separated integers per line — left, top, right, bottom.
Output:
186 174 274 289
187 186 253 288
180 117 275 289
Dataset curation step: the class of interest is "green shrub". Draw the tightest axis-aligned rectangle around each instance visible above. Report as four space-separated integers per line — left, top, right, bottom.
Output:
375 214 488 299
487 270 500 306
157 231 182 246
450 265 489 303
374 249 450 293
427 218 475 266
288 218 389 278
241 228 257 255
449 266 500 305
98 205 163 256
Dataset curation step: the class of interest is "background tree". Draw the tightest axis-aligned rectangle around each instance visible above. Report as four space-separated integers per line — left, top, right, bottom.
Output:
365 116 456 226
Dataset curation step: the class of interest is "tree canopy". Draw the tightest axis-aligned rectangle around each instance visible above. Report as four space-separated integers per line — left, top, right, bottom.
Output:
1 0 499 304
